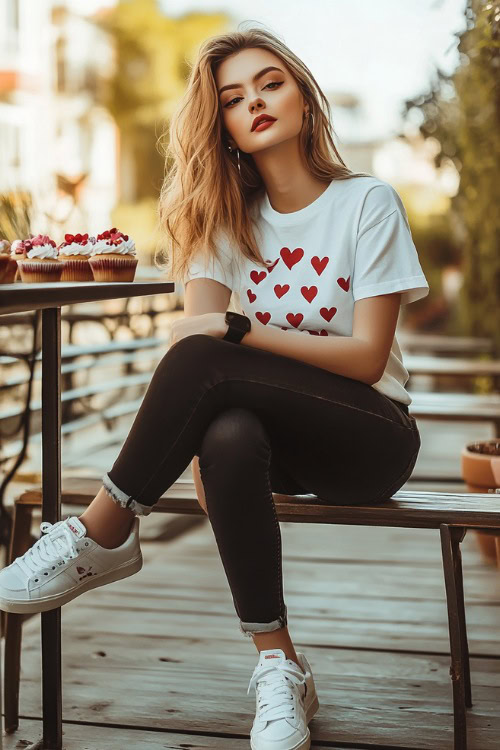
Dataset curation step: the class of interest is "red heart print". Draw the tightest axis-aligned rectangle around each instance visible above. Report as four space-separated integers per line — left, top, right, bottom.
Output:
281 247 304 270
311 256 329 275
256 312 271 325
250 270 267 285
266 258 279 272
309 329 329 336
320 307 337 322
286 312 303 328
274 284 289 299
301 286 317 303
247 290 256 303
337 276 350 292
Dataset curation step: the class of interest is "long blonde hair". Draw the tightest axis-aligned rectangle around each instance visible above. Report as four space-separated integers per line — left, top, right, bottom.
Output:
155 23 372 283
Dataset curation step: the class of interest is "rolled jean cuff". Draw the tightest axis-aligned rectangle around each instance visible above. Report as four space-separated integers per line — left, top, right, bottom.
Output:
238 605 288 638
102 472 154 517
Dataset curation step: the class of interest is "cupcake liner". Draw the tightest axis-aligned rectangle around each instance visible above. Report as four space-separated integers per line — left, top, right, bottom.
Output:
60 257 94 282
0 255 9 282
18 259 63 283
0 256 18 283
88 255 138 282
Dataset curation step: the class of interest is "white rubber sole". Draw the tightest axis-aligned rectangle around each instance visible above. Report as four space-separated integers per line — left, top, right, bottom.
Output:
250 688 319 750
0 553 143 614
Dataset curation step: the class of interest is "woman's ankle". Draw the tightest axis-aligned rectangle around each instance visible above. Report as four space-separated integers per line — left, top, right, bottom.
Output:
79 486 136 549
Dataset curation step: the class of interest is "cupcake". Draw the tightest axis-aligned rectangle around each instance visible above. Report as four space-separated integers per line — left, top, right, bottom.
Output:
88 227 138 282
17 234 63 283
11 239 27 259
0 239 18 283
9 239 28 281
58 233 95 281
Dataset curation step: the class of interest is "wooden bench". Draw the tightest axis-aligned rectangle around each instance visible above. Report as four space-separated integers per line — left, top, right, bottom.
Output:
3 476 500 750
397 332 493 356
406 353 500 389
0 337 168 460
0 332 167 553
404 354 500 379
408 392 500 436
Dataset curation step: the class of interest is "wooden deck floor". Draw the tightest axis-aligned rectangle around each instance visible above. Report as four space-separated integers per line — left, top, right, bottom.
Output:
3 508 500 749
2 364 499 749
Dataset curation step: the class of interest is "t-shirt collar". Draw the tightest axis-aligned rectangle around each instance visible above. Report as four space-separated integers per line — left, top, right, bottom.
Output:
260 179 336 226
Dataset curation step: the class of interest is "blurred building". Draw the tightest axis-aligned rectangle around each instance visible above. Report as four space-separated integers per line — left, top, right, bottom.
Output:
0 0 117 240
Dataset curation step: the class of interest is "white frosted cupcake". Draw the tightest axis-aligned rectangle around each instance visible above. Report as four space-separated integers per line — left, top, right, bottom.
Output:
58 233 95 281
88 228 138 282
17 235 63 283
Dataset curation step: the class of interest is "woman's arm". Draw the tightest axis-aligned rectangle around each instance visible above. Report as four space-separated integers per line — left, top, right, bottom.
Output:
238 293 402 385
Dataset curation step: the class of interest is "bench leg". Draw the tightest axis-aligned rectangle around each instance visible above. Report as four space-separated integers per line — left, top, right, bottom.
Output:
4 502 34 734
440 524 471 750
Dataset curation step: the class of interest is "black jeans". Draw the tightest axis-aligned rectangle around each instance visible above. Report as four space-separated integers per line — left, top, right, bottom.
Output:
102 334 421 638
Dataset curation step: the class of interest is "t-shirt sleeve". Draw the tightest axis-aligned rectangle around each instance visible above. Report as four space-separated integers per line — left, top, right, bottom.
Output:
182 228 234 291
352 183 430 305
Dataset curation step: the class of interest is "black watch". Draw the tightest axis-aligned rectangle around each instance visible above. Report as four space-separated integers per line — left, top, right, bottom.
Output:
223 311 251 344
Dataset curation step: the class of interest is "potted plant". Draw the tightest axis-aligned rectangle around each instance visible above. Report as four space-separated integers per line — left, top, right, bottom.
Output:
461 439 500 565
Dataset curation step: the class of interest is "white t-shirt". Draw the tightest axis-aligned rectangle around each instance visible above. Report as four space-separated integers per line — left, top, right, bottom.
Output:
183 176 429 405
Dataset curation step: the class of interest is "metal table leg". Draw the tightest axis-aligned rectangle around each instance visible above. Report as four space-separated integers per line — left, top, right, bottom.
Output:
29 307 63 749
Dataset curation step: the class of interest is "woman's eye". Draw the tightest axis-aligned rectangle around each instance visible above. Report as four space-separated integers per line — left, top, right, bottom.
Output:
224 81 283 108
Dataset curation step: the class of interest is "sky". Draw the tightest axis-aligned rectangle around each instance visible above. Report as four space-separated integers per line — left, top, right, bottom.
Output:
81 0 468 140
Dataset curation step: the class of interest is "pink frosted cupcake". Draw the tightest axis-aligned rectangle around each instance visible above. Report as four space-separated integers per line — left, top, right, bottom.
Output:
0 239 19 283
88 227 138 282
17 234 63 283
8 239 28 281
58 233 95 281
10 239 27 259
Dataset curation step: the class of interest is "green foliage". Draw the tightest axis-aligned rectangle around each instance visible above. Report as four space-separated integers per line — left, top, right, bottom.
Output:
403 0 500 356
453 0 500 357
94 0 230 204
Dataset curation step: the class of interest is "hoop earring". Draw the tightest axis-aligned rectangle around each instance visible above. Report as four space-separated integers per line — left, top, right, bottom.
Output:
227 144 241 175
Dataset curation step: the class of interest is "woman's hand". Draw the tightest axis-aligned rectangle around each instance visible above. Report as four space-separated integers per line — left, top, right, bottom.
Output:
169 312 227 348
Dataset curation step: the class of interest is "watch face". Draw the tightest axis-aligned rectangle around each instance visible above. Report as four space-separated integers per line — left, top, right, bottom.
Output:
227 312 250 331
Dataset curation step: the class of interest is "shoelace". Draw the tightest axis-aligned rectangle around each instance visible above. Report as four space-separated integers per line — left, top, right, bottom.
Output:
247 661 306 722
15 520 80 580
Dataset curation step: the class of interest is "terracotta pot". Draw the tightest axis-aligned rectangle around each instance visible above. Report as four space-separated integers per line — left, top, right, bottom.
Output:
460 439 500 566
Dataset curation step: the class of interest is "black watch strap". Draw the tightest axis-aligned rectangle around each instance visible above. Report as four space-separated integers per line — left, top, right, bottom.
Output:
223 311 251 344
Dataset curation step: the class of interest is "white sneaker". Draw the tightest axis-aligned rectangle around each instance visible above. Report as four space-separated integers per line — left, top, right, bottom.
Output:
248 647 319 750
0 515 142 614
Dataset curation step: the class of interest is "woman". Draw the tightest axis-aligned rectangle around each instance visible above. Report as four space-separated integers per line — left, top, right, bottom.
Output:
0 25 429 750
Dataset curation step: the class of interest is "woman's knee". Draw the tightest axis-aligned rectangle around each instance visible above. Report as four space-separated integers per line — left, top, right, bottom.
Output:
198 407 270 472
168 332 220 358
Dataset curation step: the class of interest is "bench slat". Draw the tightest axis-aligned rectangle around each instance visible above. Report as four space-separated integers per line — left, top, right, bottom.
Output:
0 373 152 422
405 354 500 377
409 392 500 419
0 397 146 460
18 477 500 531
0 347 165 389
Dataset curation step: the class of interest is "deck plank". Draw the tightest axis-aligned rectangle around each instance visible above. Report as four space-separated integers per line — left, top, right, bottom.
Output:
8 521 500 749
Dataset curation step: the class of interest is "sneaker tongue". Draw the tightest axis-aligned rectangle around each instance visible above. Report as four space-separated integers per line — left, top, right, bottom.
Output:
257 648 287 668
65 516 87 540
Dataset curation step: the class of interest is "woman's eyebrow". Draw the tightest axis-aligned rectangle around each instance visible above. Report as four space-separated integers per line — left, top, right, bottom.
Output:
218 66 285 96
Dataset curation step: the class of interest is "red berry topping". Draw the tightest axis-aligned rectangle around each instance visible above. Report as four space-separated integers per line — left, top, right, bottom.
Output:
97 227 128 245
30 234 56 248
